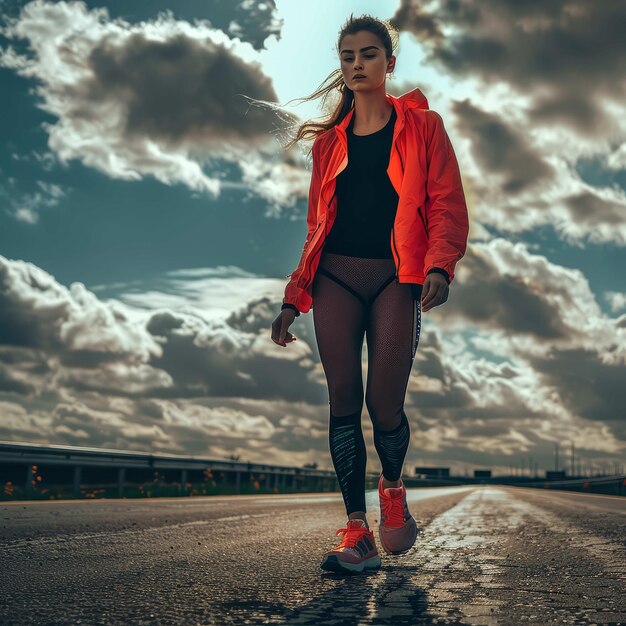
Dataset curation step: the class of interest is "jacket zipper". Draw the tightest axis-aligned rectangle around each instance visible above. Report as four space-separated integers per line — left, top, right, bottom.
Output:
397 144 404 174
391 225 400 283
392 121 404 283
297 106 409 289
299 109 401 290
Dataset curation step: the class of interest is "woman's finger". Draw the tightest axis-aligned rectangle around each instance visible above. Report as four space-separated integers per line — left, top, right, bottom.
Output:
422 284 445 311
421 282 440 309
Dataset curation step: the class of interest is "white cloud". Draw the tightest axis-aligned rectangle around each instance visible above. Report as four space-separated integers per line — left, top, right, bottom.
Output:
1 245 624 472
0 0 308 209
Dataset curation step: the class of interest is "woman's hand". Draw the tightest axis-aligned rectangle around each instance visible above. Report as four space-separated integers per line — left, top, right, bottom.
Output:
421 273 449 312
271 309 298 347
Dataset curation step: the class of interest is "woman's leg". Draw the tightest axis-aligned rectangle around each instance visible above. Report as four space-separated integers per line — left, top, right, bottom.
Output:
312 254 368 521
312 253 411 519
364 278 421 485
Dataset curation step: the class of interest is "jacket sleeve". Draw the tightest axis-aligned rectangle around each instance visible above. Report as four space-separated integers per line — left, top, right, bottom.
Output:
422 110 469 285
281 137 322 313
427 266 450 284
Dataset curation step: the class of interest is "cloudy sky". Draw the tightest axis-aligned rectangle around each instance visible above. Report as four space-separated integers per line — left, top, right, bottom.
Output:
0 0 624 477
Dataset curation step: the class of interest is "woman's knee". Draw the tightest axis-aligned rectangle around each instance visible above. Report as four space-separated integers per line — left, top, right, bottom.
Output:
365 395 403 430
329 382 363 416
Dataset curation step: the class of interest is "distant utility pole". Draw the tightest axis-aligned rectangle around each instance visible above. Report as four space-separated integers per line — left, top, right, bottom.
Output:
570 442 575 476
554 442 559 471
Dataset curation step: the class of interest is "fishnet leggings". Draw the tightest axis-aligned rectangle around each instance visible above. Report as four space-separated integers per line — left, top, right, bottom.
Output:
311 251 421 515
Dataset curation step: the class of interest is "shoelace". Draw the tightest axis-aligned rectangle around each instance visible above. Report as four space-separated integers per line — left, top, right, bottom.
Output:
335 525 371 549
380 490 407 527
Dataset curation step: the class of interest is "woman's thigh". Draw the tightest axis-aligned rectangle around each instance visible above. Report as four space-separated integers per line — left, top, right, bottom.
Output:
364 280 421 427
311 266 367 416
311 252 406 414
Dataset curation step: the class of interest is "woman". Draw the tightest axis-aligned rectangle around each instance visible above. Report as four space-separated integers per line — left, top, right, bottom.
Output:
271 13 469 574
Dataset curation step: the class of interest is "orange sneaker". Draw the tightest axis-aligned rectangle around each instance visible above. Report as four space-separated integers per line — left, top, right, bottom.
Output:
377 473 419 555
320 519 381 573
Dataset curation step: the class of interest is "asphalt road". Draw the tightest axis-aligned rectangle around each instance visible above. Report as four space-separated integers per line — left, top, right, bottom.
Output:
1 485 625 625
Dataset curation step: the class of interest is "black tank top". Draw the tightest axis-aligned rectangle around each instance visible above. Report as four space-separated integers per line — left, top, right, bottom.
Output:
323 106 399 258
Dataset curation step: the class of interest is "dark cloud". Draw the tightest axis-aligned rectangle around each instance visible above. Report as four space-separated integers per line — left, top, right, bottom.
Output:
1 236 623 469
0 257 159 363
529 347 626 437
452 100 555 193
0 261 72 351
0 2 300 202
84 33 285 148
393 238 626 446
392 0 626 131
442 247 571 339
565 190 626 227
0 256 325 405
0 365 34 394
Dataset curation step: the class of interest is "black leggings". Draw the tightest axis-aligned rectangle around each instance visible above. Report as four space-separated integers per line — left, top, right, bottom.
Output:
311 251 422 515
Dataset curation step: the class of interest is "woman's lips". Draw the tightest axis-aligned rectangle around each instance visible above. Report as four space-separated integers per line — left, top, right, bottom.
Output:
353 76 366 80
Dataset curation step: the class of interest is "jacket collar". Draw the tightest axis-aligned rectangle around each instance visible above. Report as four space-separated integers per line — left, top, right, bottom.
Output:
333 87 430 143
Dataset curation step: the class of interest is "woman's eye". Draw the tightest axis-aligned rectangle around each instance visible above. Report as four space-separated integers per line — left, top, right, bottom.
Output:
343 55 376 62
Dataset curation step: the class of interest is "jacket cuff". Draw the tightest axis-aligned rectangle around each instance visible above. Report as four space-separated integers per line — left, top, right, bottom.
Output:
426 267 450 284
281 303 301 317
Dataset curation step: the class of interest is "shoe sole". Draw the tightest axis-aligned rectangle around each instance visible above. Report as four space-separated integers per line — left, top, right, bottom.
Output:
319 553 381 573
378 518 419 555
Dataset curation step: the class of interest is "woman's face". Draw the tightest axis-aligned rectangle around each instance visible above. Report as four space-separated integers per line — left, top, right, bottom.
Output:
339 30 394 91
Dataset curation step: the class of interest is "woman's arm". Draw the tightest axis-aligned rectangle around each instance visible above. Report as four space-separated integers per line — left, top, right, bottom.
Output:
422 110 469 285
281 137 323 315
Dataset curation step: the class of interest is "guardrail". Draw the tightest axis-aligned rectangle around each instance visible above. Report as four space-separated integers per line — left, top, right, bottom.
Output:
513 474 626 497
2 441 624 501
0 441 339 500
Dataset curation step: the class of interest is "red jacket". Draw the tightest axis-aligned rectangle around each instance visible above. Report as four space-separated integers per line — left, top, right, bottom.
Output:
283 87 469 315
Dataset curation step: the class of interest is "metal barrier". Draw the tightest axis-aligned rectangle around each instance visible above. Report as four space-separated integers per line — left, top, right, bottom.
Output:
0 441 338 500
2 441 624 500
515 474 626 497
